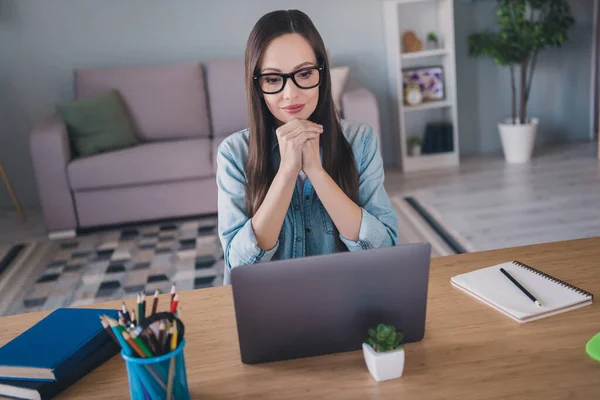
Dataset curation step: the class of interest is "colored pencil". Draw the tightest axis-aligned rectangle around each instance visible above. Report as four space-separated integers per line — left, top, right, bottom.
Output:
166 323 179 400
151 289 159 315
140 292 146 323
142 330 161 355
131 331 154 358
130 310 137 326
122 302 131 323
107 317 133 356
170 283 176 306
170 294 179 314
158 321 166 354
122 331 146 358
165 326 173 356
137 293 142 325
176 305 182 319
100 315 119 345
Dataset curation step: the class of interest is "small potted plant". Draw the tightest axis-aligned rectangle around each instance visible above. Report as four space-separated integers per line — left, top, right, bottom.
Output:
426 32 439 50
362 323 405 382
406 136 422 156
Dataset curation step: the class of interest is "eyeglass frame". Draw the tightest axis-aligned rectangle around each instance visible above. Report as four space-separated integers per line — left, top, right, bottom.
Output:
253 65 324 94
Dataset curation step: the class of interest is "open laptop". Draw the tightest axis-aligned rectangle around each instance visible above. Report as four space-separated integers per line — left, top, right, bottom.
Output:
230 242 431 364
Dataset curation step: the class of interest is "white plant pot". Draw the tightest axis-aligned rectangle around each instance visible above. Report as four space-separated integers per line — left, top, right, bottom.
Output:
362 343 405 382
498 118 538 164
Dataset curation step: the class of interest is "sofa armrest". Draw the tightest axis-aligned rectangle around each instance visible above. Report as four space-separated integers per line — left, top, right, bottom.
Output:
29 114 78 233
341 82 381 139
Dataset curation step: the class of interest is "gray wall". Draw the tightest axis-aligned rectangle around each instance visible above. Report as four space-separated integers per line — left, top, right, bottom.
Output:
468 0 595 154
0 0 595 208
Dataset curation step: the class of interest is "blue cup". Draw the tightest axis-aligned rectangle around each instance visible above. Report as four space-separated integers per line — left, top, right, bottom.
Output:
121 339 190 400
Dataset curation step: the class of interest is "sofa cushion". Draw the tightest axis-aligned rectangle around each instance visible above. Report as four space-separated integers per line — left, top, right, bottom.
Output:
56 89 139 157
75 62 210 141
205 59 248 137
68 139 213 191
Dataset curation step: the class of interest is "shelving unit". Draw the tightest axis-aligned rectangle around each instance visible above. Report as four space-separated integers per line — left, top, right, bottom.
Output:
383 0 460 173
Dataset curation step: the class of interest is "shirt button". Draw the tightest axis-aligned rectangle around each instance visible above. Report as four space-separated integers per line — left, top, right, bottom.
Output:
296 236 302 242
305 196 309 200
294 205 300 211
306 228 311 233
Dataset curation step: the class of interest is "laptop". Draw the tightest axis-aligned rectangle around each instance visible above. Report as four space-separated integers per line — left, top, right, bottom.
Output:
230 242 431 364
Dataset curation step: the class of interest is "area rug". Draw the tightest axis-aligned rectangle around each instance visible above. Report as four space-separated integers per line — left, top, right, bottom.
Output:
391 195 475 257
0 196 473 316
0 214 223 316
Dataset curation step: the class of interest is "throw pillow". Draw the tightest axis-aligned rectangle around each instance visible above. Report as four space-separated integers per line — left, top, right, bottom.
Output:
56 89 139 157
330 66 350 115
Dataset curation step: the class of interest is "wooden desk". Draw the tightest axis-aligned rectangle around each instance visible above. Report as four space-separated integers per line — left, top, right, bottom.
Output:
1 238 600 399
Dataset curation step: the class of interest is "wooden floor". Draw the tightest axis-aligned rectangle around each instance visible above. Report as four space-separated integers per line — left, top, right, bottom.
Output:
386 141 600 251
1 141 598 253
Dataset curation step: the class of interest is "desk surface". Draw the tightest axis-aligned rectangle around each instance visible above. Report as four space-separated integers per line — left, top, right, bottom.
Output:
1 238 599 399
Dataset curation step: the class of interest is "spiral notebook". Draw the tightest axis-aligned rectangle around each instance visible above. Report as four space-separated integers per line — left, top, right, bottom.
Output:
451 261 593 323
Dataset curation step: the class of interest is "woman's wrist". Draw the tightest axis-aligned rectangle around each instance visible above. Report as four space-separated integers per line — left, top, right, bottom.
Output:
277 165 300 180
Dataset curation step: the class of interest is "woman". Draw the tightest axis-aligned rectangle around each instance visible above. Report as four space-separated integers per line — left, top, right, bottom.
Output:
216 9 399 284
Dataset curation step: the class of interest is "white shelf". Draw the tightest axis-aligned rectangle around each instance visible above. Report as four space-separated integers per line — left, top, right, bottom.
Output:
403 100 451 112
401 48 449 60
384 0 460 173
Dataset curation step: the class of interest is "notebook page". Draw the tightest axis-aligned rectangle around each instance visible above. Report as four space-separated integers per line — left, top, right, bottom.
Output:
451 262 591 321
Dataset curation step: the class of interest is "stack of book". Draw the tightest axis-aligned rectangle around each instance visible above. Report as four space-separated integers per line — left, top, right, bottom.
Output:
0 308 120 400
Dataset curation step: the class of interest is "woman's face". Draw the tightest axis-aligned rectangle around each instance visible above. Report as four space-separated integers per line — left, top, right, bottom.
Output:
259 33 320 126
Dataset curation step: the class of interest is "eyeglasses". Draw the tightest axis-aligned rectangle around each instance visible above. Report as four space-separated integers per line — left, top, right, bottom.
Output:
253 66 324 94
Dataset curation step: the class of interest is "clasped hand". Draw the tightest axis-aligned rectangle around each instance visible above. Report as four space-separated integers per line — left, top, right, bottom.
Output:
275 119 323 176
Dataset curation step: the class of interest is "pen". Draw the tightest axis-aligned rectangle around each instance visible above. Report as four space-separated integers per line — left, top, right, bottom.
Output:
500 267 542 307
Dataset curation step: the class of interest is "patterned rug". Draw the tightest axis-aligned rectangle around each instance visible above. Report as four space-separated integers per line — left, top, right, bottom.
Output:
0 214 223 316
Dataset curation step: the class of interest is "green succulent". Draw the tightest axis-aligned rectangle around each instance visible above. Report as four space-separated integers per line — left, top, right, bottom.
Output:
427 32 438 42
365 324 404 353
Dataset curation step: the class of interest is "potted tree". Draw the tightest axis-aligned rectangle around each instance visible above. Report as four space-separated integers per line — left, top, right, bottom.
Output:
362 324 405 382
468 0 574 163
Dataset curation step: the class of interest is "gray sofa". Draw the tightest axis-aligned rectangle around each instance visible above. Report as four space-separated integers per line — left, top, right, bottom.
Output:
29 60 381 236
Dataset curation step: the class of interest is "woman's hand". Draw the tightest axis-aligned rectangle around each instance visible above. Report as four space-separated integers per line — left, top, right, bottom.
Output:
276 119 323 177
302 137 323 176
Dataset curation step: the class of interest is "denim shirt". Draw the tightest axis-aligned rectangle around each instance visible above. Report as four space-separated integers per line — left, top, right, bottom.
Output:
216 119 399 285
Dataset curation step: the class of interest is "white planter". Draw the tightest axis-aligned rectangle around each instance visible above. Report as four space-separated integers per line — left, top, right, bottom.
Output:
498 118 538 164
362 343 405 382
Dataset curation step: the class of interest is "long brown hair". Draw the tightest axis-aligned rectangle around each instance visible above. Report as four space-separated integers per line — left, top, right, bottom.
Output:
244 10 359 250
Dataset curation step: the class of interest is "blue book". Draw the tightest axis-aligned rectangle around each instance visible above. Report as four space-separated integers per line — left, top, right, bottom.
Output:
0 338 120 399
0 308 119 381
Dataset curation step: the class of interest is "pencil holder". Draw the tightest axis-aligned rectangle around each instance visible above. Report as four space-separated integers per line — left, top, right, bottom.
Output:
121 339 190 400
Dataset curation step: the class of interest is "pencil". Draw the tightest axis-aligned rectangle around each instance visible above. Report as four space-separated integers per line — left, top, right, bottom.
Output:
122 331 146 358
137 293 142 325
166 323 179 400
151 289 159 315
107 317 133 356
158 321 166 354
176 305 182 319
99 315 119 345
140 292 146 323
170 283 177 306
131 331 154 358
170 294 179 314
171 321 179 351
122 302 131 323
142 330 161 355
165 326 173 356
130 310 137 326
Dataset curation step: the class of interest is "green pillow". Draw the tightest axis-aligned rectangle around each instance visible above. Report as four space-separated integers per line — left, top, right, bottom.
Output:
57 89 139 157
